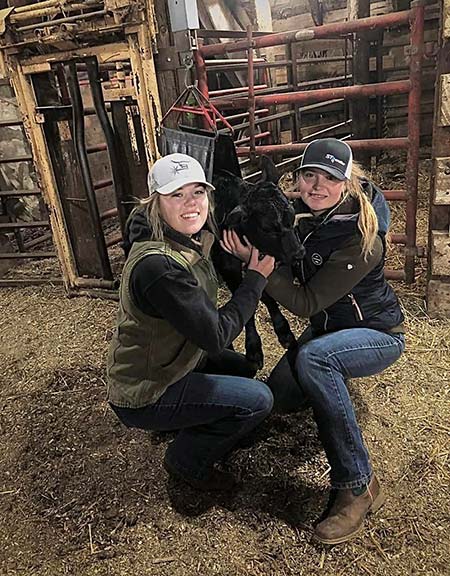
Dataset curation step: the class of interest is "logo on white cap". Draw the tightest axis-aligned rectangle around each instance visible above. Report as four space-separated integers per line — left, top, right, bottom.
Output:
148 153 215 196
171 159 190 175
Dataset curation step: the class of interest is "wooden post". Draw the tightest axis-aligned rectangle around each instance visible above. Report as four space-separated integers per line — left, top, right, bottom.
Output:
153 0 182 127
427 0 450 316
6 59 77 287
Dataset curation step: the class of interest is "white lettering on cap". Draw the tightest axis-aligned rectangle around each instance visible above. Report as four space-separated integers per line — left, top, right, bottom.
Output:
325 153 345 167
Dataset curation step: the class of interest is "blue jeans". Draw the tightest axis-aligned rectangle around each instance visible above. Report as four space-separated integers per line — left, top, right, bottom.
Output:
270 328 405 489
111 351 273 481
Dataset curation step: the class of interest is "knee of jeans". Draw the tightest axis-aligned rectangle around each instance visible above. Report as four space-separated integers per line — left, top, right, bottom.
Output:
252 383 274 417
295 342 328 390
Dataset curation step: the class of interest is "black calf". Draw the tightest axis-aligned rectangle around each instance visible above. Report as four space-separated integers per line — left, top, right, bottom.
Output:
212 156 304 370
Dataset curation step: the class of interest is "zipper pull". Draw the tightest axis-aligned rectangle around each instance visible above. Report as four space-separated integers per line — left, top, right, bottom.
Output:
349 293 364 321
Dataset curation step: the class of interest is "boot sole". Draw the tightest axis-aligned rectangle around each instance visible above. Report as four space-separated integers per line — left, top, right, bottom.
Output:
314 489 386 546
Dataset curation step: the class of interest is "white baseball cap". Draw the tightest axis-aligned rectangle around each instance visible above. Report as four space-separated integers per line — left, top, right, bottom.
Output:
147 153 215 195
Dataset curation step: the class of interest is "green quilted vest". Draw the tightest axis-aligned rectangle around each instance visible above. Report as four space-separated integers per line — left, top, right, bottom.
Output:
107 231 217 408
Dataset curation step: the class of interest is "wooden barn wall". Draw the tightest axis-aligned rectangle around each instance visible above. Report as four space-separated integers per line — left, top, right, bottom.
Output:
265 0 439 142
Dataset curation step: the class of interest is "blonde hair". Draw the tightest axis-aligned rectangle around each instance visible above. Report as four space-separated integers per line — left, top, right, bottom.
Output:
343 162 378 260
138 188 218 242
290 162 379 260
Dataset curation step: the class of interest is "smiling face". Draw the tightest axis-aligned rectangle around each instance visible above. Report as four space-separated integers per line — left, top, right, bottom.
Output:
158 182 209 236
298 167 346 213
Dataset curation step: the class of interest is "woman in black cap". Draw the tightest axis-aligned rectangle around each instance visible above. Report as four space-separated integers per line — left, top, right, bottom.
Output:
222 138 405 545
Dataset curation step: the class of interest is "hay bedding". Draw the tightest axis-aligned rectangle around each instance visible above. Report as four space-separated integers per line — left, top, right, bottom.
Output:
0 161 449 576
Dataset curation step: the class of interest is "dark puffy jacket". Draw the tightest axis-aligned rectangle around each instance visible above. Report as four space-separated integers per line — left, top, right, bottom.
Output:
294 179 404 335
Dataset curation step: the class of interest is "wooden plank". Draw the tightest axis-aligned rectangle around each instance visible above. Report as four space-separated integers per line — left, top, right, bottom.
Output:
430 230 450 275
427 280 450 317
128 31 160 166
37 92 108 279
0 220 49 229
153 0 182 123
433 157 450 204
438 73 450 125
111 101 148 206
6 59 77 286
21 42 129 73
0 251 56 259
430 40 450 225
444 0 450 38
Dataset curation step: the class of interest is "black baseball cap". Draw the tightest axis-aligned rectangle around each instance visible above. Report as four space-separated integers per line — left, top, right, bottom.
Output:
299 138 353 181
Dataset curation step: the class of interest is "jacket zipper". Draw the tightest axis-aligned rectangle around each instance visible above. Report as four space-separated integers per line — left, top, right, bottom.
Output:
300 228 315 283
323 309 329 331
349 293 364 321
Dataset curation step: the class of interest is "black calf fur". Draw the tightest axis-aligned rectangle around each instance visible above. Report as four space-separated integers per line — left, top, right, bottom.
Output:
212 156 304 370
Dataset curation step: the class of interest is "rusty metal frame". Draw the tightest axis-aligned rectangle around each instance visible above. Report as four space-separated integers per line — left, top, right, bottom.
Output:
0 0 162 292
194 3 426 283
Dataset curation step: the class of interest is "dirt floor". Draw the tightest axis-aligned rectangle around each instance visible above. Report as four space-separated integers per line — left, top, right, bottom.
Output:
0 159 449 575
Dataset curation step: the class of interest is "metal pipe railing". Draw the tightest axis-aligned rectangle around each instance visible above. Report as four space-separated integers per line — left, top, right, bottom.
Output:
193 47 210 131
247 25 256 157
235 131 271 146
194 4 425 283
16 9 107 32
217 109 270 123
199 10 412 57
208 84 267 97
404 1 424 283
235 138 409 156
211 80 410 109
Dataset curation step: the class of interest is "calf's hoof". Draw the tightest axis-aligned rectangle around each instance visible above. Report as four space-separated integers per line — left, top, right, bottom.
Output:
245 351 264 372
278 331 296 349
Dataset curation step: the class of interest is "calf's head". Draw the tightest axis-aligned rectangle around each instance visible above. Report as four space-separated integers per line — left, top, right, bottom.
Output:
225 156 305 264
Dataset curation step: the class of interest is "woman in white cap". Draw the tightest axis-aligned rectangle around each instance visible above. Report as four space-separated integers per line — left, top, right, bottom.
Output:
222 138 405 543
107 153 275 492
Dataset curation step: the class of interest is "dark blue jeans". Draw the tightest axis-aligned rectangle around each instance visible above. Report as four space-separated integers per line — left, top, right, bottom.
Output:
269 328 405 489
111 350 273 481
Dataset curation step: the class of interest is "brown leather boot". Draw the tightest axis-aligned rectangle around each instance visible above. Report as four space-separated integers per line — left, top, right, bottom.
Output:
314 475 385 545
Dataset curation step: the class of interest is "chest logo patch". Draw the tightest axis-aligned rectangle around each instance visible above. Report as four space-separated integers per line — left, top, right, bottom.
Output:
347 264 354 270
311 253 323 266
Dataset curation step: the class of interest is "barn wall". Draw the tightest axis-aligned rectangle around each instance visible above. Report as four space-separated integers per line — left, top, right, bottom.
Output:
427 0 450 316
263 0 439 142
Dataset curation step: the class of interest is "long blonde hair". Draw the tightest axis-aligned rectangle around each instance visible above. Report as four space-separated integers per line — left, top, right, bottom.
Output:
343 162 378 260
288 162 379 260
138 189 218 242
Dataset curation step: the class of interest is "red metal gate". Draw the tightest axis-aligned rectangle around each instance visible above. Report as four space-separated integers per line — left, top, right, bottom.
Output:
194 3 425 283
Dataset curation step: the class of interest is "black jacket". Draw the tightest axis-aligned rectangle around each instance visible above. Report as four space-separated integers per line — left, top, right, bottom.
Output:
266 180 404 335
122 208 267 356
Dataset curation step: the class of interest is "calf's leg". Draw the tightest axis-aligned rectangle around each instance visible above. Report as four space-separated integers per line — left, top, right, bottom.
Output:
261 292 296 349
212 247 265 370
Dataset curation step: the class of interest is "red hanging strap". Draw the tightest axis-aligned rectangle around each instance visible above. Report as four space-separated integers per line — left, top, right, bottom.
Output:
160 84 234 134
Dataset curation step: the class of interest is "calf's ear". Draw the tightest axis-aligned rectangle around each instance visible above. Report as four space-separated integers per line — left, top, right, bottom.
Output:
260 155 279 185
224 205 247 228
